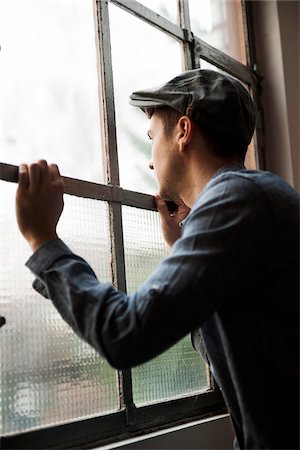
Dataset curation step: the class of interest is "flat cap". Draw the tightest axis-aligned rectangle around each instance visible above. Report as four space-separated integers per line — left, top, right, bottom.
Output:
129 69 257 145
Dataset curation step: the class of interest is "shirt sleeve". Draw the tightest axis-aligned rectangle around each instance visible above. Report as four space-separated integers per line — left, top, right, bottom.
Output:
26 174 266 369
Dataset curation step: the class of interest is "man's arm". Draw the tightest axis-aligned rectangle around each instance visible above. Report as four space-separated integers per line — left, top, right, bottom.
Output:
16 161 263 369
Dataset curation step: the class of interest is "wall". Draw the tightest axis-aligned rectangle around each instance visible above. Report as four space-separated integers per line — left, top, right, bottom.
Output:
252 0 299 191
277 0 300 190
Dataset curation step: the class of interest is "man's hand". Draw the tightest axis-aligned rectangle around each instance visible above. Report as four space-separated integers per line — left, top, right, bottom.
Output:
155 195 191 247
16 160 64 252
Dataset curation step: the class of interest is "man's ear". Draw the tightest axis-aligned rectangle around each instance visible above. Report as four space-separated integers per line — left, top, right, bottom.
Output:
177 116 193 152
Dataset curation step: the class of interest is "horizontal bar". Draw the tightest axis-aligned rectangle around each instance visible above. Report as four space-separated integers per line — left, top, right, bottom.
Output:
0 162 156 211
194 36 255 85
0 410 126 450
128 389 225 430
0 162 18 183
109 0 188 41
1 390 225 449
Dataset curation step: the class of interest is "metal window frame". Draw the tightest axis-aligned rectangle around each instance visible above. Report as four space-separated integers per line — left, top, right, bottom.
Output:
0 1 263 448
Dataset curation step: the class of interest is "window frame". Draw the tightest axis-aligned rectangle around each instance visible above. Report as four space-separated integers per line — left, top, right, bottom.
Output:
0 0 263 448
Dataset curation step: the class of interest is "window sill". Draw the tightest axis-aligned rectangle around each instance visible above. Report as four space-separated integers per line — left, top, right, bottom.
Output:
97 414 234 450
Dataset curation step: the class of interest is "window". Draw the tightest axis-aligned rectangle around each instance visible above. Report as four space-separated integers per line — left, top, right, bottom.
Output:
0 1 262 447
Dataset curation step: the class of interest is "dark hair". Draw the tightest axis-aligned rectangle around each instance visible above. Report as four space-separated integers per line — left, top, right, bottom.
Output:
144 106 181 135
198 124 248 162
144 106 248 162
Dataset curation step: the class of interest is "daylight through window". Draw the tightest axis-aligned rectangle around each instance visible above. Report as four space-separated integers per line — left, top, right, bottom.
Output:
0 1 261 447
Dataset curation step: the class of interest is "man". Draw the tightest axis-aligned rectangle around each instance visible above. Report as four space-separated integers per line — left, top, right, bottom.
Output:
16 69 299 449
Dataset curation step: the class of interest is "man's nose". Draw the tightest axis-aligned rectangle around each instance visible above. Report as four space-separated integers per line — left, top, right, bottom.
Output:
149 161 154 170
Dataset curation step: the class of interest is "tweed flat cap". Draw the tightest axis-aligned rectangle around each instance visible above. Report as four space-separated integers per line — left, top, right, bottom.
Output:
129 69 257 145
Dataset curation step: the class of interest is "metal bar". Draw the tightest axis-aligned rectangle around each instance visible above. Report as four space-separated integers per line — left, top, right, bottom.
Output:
242 1 266 170
178 0 191 31
109 0 188 42
242 0 256 72
107 200 135 414
108 202 135 413
0 162 18 183
108 203 127 292
178 0 195 70
118 367 136 426
241 0 252 69
95 0 135 418
194 36 256 86
0 162 156 210
125 389 225 432
95 0 120 185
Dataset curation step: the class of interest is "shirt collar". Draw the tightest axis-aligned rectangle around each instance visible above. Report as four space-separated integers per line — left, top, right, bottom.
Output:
179 163 245 228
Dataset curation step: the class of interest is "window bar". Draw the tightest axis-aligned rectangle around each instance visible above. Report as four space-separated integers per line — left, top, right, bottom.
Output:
94 0 135 418
242 0 266 170
0 162 157 210
109 0 186 42
95 0 119 186
194 35 255 85
193 35 255 86
178 0 195 71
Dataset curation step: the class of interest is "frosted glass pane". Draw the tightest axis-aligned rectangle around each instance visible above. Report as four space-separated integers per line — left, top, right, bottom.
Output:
189 0 247 64
133 337 208 405
1 0 103 183
122 206 209 405
109 3 182 194
138 0 178 23
0 182 118 436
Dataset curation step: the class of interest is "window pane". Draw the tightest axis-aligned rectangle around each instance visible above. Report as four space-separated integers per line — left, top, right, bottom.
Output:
138 0 178 23
244 136 258 170
189 0 247 64
122 206 209 405
133 337 208 405
109 3 182 194
1 0 103 183
0 182 118 435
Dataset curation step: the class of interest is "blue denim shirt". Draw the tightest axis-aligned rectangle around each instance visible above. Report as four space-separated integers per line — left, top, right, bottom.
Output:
26 167 299 449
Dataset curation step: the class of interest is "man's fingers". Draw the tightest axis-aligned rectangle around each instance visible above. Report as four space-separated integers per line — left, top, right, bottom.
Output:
38 159 49 182
49 163 63 184
174 197 186 207
49 164 60 180
18 164 29 190
28 163 40 191
155 194 171 220
49 164 64 191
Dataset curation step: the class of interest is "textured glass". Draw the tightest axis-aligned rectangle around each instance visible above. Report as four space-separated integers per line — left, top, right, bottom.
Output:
109 3 182 194
0 0 103 183
0 182 118 436
189 0 247 64
137 0 178 23
122 206 209 406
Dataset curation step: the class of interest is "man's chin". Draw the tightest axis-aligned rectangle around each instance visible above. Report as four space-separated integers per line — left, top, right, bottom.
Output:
159 190 180 202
